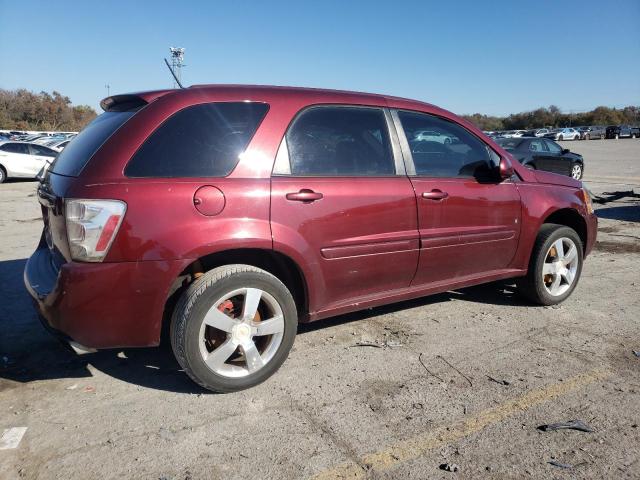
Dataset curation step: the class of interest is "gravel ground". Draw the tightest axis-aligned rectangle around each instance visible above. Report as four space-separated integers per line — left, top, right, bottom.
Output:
1 139 639 479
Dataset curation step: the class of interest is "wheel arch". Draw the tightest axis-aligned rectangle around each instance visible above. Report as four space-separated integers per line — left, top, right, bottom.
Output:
542 208 588 253
161 248 309 343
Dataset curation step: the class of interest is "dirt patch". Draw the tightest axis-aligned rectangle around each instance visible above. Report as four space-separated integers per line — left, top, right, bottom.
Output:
594 240 640 254
598 225 620 234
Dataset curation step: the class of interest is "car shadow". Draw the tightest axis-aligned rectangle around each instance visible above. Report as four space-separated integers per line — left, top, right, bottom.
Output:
596 204 640 223
1 256 527 394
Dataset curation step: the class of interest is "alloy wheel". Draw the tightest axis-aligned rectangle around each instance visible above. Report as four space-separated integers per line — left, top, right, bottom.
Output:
571 164 582 179
198 287 285 378
542 237 579 296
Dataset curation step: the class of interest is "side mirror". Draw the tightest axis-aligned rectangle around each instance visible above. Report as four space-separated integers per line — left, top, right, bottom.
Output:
499 157 514 179
561 148 570 154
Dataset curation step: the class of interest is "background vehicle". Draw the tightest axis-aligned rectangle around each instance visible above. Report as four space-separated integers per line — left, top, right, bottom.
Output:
606 125 639 139
414 129 454 144
496 137 584 179
544 128 580 141
0 140 57 182
578 126 606 140
24 85 597 393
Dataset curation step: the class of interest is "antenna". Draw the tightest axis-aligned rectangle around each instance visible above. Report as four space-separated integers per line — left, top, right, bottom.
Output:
167 47 186 88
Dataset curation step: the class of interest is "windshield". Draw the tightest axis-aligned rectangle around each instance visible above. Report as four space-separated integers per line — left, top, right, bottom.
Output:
49 110 136 176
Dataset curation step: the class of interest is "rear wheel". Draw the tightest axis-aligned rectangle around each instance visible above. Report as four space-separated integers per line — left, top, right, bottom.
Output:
0 166 6 184
586 133 590 140
170 265 298 392
517 225 583 305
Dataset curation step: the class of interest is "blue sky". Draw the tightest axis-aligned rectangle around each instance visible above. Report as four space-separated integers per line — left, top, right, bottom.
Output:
1 0 638 116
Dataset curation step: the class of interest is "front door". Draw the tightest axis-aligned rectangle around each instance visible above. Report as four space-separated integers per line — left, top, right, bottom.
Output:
392 109 521 286
270 105 419 312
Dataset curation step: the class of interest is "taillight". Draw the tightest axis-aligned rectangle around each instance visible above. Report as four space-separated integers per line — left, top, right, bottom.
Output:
65 199 126 262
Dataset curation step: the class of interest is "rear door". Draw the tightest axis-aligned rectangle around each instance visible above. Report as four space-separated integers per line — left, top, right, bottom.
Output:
392 109 521 286
270 105 419 312
0 143 32 176
28 144 57 175
542 139 572 176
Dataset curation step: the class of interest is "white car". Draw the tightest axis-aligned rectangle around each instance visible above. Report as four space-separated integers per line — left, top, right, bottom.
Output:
0 141 57 183
414 130 455 144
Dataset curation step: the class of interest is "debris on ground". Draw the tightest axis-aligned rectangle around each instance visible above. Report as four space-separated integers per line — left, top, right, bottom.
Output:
418 352 445 383
0 427 28 450
439 463 459 472
633 350 640 358
487 375 511 386
65 384 78 390
350 340 402 349
538 419 594 433
591 189 640 204
548 460 573 469
437 355 473 387
83 386 96 393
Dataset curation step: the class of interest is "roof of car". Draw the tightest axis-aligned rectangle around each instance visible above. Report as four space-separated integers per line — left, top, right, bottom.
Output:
103 84 444 115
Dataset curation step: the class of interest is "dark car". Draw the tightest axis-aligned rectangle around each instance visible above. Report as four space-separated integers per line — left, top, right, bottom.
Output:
606 125 639 139
496 137 584 180
578 126 606 140
24 85 597 392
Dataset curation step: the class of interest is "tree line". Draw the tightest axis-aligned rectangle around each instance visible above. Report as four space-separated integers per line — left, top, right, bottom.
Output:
462 105 640 131
0 89 97 131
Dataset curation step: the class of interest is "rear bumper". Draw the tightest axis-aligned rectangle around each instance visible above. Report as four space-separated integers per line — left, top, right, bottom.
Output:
24 247 189 349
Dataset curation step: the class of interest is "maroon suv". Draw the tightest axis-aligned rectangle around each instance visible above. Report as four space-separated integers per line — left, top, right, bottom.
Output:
25 85 597 392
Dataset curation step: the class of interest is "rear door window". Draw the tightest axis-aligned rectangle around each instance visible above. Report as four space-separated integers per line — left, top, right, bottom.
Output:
29 144 57 157
284 106 395 176
50 111 136 176
125 102 269 178
1 143 29 154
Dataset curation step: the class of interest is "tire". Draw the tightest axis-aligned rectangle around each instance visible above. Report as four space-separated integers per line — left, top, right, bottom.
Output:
517 224 583 305
570 162 583 180
444 137 452 145
170 264 298 393
632 133 637 139
559 135 564 141
615 133 619 139
0 166 6 184
586 134 590 140
600 134 605 140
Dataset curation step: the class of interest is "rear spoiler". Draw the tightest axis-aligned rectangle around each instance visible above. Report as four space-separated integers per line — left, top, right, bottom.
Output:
100 89 175 112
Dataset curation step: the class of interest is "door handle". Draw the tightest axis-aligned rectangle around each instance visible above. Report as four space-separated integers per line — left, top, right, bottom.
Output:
422 190 448 200
286 189 323 203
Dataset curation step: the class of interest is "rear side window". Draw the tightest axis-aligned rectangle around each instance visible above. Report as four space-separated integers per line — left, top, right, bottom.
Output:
50 111 135 176
125 102 269 178
397 111 497 178
285 106 395 176
0 143 29 154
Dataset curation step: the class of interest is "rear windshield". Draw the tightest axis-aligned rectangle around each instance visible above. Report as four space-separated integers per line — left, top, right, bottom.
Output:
50 111 135 176
125 102 269 178
495 138 523 149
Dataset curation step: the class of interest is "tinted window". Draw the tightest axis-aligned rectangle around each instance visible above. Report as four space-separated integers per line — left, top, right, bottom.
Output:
50 111 135 176
528 139 547 152
544 139 562 154
126 102 268 178
397 111 497 178
285 106 394 176
0 143 29 154
29 144 57 157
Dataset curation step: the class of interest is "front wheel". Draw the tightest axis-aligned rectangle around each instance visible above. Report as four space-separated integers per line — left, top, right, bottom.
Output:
559 135 564 141
170 265 298 392
571 162 583 180
0 166 6 184
517 225 583 305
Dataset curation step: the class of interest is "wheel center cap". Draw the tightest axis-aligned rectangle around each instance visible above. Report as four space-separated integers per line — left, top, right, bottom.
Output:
232 324 251 343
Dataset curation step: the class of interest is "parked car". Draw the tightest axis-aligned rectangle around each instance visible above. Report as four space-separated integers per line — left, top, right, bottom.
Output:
0 141 57 183
43 138 71 152
413 129 454 144
606 125 639 139
524 128 551 137
544 128 580 141
495 137 584 180
25 85 597 392
578 126 606 140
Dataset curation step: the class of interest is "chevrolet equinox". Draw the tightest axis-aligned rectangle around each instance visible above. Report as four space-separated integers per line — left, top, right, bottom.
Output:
25 85 597 392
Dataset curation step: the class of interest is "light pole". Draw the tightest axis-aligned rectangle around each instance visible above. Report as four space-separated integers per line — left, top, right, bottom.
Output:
105 84 111 97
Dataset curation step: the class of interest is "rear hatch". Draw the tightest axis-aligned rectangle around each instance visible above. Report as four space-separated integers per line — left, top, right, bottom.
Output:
38 104 141 264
